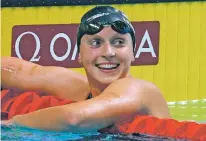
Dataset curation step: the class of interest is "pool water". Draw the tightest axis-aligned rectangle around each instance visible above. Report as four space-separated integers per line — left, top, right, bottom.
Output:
1 125 189 141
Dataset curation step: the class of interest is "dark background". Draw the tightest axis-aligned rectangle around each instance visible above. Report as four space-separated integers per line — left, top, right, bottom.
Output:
2 0 205 8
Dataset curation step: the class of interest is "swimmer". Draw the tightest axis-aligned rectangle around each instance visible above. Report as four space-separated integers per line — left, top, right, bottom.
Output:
1 6 171 132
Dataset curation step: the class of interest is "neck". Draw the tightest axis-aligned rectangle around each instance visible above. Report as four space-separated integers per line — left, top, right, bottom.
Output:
89 80 108 97
87 73 132 97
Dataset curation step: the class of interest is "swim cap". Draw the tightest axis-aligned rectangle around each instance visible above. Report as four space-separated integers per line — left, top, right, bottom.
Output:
77 6 136 52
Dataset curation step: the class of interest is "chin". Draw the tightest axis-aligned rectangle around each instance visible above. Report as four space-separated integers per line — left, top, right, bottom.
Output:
86 66 129 85
95 76 121 85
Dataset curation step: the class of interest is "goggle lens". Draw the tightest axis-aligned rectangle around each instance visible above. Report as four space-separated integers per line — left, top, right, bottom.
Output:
80 21 131 35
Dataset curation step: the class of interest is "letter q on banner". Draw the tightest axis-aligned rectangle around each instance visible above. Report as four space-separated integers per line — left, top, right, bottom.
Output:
15 31 41 62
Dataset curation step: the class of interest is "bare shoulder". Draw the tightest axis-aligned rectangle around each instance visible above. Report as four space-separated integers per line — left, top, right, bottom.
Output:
106 77 160 93
104 77 142 94
105 77 171 118
135 78 162 94
134 79 171 118
102 77 154 99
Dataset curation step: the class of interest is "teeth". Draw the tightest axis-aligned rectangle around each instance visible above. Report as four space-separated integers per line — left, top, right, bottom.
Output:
98 64 118 69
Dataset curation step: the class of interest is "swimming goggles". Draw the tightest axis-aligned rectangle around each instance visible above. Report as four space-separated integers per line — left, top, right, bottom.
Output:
78 20 132 35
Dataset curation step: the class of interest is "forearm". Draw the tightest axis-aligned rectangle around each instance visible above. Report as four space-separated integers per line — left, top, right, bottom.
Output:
11 106 72 131
1 57 44 91
9 95 140 133
1 57 89 100
65 95 142 131
10 101 111 133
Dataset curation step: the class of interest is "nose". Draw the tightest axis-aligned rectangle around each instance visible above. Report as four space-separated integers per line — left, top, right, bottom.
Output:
101 43 116 58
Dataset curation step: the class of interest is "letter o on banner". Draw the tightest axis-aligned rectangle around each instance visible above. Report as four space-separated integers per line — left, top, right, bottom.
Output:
50 33 72 61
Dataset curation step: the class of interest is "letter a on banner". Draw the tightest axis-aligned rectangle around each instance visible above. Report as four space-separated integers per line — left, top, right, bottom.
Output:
135 30 156 58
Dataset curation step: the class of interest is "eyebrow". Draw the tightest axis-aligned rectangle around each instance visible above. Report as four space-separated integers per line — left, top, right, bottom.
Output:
110 33 128 41
111 33 127 38
85 32 128 41
86 35 103 41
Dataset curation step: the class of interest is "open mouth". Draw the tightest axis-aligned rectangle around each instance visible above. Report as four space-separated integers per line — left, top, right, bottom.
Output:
95 63 120 70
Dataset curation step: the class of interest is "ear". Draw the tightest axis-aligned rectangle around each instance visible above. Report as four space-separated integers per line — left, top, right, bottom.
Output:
131 54 135 63
78 54 82 65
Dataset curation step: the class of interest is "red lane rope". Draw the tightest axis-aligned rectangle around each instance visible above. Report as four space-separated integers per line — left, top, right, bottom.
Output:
116 116 206 140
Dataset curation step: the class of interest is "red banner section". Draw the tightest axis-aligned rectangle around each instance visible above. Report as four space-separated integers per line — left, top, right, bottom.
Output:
11 21 160 68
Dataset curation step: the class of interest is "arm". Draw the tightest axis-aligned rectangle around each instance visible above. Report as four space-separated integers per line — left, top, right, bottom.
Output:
1 57 90 101
140 81 171 118
9 78 170 132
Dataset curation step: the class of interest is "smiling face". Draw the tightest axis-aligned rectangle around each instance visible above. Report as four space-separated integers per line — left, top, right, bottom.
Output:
78 26 135 85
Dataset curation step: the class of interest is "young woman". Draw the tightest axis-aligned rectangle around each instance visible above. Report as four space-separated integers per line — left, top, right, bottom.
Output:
1 6 170 132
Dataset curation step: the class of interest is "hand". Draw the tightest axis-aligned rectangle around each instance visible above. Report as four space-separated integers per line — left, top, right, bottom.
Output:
1 120 12 126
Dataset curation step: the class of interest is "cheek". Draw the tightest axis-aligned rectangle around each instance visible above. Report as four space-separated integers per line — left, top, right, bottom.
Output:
82 49 99 64
90 49 99 57
121 56 133 64
117 49 134 63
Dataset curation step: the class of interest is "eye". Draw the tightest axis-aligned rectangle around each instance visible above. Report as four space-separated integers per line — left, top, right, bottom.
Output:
112 38 125 47
90 39 101 47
